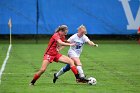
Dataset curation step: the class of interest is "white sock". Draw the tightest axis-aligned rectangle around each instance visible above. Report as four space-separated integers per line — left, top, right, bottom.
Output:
76 66 85 78
56 68 65 78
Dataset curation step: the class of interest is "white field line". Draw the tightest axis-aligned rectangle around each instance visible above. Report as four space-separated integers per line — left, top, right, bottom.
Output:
2 73 34 75
0 44 12 84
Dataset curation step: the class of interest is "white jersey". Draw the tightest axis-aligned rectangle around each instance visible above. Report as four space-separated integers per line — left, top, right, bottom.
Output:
67 33 90 58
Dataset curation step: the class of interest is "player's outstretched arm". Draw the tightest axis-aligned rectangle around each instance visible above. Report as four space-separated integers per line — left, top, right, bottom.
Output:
87 41 98 47
57 39 75 46
56 40 73 52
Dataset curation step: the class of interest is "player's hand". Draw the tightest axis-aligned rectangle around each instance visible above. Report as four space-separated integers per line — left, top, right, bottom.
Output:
56 48 60 52
70 43 76 46
94 44 98 47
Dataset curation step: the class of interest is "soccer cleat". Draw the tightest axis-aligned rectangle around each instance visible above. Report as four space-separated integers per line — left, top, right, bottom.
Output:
29 83 34 86
30 79 36 86
76 77 89 83
53 73 58 83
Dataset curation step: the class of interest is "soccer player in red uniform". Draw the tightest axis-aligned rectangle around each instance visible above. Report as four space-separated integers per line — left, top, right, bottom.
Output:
30 25 84 85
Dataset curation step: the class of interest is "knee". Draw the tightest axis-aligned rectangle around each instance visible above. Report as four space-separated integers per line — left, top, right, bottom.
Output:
76 63 82 66
68 59 74 66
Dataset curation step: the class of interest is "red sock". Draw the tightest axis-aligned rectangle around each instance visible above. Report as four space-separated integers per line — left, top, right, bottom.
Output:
34 74 40 80
31 74 40 84
71 66 78 75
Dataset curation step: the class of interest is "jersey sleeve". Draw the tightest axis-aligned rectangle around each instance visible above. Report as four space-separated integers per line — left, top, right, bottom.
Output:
83 35 90 43
52 33 60 41
61 36 66 42
67 34 75 43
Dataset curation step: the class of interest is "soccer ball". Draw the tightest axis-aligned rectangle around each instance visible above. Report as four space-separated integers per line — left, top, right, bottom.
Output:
87 77 97 85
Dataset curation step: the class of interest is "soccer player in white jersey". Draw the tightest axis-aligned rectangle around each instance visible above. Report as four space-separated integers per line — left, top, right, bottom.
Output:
53 25 98 83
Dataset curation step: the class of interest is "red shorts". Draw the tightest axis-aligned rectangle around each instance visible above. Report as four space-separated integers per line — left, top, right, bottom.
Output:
43 53 62 63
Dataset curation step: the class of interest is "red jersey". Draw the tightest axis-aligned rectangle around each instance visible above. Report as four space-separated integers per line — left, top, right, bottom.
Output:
45 32 65 56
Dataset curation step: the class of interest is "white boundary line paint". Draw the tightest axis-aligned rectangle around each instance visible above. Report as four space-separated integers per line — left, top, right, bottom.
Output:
2 73 34 75
0 44 12 84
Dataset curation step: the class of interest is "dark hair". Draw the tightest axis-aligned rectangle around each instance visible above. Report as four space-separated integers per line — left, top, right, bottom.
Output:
55 25 68 32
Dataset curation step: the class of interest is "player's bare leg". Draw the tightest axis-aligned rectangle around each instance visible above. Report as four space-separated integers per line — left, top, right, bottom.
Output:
71 57 85 78
53 57 88 83
57 55 80 81
72 58 88 83
30 60 50 85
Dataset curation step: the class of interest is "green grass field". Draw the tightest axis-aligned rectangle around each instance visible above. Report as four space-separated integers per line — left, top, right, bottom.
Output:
0 40 140 93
